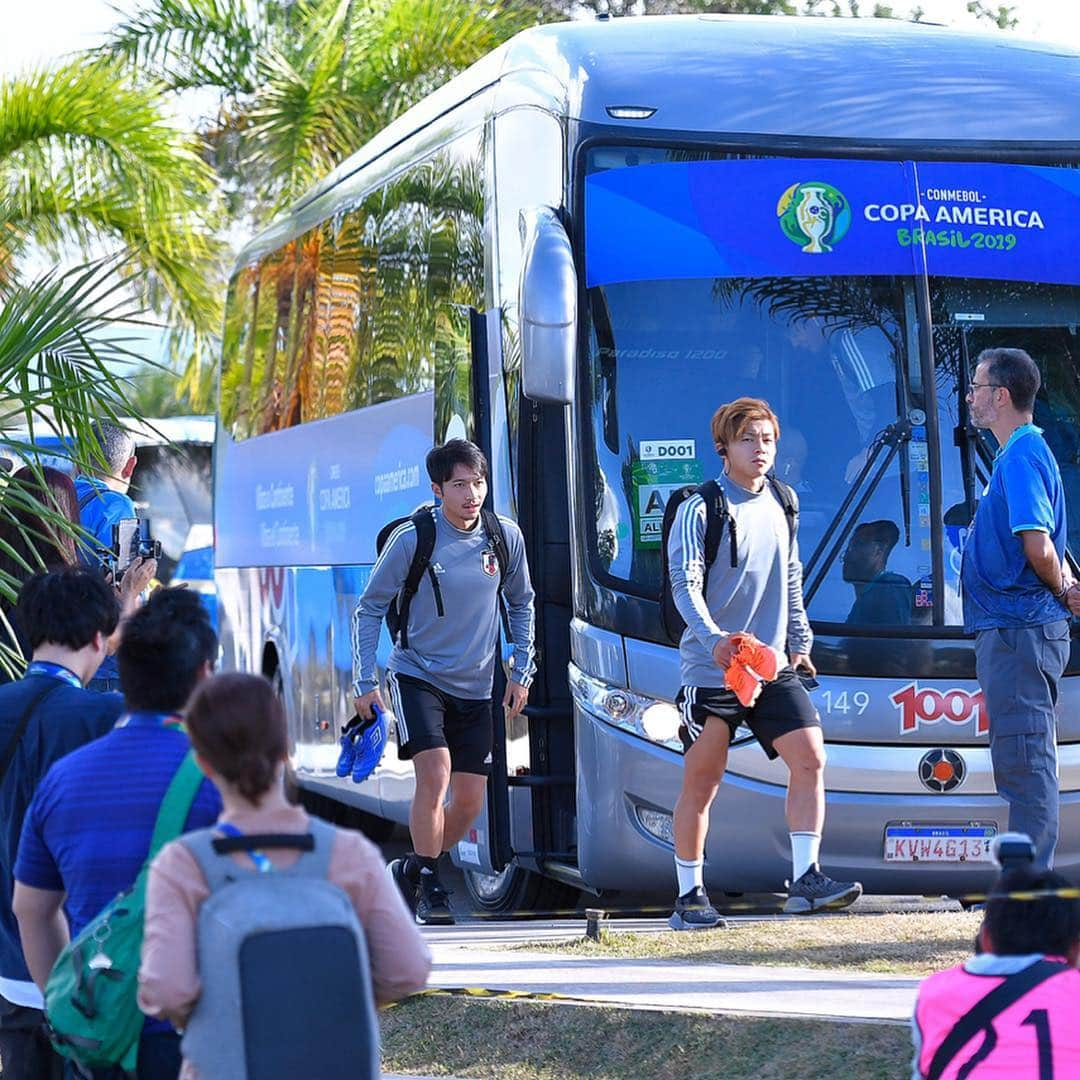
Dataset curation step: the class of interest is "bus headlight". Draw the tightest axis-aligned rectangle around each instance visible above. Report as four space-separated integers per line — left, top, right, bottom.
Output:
569 662 683 751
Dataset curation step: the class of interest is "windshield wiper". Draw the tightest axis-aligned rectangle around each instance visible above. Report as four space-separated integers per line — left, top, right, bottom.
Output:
804 418 913 605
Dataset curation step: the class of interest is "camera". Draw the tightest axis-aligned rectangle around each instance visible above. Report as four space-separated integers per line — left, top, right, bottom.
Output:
991 831 1036 872
109 518 162 580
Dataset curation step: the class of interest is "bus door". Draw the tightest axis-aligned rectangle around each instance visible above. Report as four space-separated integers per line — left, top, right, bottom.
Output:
440 305 578 897
435 305 513 877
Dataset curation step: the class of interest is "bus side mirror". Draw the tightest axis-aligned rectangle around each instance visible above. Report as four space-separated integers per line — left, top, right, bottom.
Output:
519 207 577 405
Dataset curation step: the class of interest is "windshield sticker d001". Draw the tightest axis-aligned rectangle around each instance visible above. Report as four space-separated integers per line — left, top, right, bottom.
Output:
631 458 703 549
585 157 1080 288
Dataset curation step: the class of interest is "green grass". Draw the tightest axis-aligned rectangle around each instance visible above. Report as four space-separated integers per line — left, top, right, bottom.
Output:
381 996 912 1079
514 911 982 977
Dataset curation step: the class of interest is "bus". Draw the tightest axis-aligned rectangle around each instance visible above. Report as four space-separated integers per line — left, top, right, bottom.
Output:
215 14 1080 911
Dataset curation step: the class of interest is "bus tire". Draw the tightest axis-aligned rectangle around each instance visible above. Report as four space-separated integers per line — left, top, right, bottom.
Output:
462 864 580 917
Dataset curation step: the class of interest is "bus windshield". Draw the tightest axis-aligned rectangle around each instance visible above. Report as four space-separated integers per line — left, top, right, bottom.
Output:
583 150 1080 631
586 273 922 626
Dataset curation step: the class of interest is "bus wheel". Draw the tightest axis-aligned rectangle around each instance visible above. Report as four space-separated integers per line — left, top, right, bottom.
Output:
463 864 580 917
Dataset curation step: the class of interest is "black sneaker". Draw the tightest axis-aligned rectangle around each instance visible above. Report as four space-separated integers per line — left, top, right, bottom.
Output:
415 874 455 926
388 858 418 916
668 886 727 931
784 863 862 914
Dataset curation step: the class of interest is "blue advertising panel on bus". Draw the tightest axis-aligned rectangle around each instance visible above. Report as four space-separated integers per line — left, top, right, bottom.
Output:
215 392 434 568
585 157 1080 287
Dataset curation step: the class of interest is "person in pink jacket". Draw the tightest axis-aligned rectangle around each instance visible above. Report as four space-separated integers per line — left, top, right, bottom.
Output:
912 863 1080 1079
137 673 431 1079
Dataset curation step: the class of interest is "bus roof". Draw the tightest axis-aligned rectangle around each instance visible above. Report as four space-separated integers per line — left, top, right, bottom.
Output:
237 14 1080 269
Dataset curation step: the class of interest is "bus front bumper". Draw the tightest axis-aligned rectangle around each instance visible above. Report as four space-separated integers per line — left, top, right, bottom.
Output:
574 704 1080 895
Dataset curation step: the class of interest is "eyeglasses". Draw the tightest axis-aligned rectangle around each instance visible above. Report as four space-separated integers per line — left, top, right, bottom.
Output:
968 382 1003 393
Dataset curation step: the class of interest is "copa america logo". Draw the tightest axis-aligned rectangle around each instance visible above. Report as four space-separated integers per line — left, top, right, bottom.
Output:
918 748 966 793
777 182 852 253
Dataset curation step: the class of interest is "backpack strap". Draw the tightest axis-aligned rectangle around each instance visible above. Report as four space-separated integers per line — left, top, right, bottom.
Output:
147 751 205 861
182 817 337 891
480 509 509 588
766 475 799 550
398 509 439 650
294 817 336 879
925 959 1069 1080
77 488 98 512
0 682 65 788
698 479 735 571
480 509 512 639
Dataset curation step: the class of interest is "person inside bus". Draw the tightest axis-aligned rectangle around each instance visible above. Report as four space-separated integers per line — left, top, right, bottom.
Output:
665 397 861 929
785 315 898 484
912 860 1080 1078
350 439 537 926
842 520 913 625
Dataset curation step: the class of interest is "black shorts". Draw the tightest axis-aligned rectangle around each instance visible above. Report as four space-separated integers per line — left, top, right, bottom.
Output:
675 668 820 760
385 671 494 776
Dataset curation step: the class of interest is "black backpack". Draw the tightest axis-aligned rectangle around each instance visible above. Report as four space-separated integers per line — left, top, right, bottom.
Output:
659 476 799 643
375 505 509 649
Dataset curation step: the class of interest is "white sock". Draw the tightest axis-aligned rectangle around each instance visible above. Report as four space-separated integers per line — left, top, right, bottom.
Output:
790 832 821 881
675 856 703 897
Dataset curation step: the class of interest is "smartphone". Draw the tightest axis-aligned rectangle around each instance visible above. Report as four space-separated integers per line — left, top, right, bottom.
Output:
797 671 820 691
112 518 139 574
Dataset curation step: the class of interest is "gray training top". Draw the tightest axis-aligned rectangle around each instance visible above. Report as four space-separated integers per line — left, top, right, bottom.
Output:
351 507 536 700
667 477 812 689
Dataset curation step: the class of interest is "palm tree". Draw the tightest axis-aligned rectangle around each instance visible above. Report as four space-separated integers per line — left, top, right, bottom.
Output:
0 58 224 342
0 260 147 674
107 0 538 221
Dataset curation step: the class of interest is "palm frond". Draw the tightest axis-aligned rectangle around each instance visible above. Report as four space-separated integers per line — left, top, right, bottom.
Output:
104 0 269 93
0 57 226 339
0 258 151 670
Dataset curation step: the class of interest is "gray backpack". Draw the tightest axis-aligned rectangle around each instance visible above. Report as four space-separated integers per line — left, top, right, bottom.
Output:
178 817 379 1080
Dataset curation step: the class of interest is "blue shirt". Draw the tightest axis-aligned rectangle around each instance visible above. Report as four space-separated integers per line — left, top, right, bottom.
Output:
73 476 136 684
15 718 221 1030
0 668 123 1002
74 476 136 560
961 424 1068 632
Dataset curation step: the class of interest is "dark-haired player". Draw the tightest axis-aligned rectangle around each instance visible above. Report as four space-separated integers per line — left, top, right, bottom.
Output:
351 439 536 925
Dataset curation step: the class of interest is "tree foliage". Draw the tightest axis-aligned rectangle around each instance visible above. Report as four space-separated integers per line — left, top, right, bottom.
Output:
0 260 147 670
0 59 224 340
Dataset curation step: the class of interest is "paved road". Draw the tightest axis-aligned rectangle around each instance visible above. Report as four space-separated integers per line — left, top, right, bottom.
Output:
420 918 921 1023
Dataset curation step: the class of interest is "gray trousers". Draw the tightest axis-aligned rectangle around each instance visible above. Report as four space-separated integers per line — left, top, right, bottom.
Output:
974 620 1069 868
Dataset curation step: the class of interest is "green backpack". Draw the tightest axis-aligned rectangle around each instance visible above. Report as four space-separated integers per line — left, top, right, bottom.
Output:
45 751 204 1074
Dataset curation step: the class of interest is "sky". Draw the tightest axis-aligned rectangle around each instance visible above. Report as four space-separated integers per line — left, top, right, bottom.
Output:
2 0 1080 77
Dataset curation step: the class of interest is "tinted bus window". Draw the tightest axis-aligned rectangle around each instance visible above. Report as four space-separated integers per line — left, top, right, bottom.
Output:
583 149 1080 631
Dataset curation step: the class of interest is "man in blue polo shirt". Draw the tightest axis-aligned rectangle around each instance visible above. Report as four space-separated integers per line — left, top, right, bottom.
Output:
13 588 221 1079
0 570 123 1080
74 421 139 693
962 347 1079 869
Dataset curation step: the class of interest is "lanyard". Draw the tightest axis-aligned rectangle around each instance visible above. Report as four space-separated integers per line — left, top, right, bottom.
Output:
115 712 185 731
217 823 273 873
26 662 82 690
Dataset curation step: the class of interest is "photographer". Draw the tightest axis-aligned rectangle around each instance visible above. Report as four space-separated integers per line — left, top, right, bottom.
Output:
912 836 1080 1079
74 421 156 692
